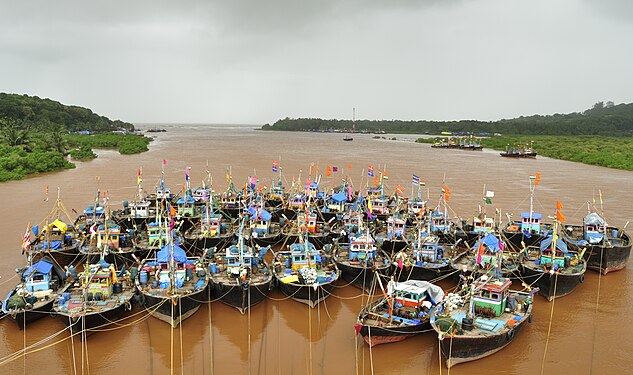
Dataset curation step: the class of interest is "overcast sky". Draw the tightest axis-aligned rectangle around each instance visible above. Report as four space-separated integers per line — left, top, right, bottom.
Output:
1 0 631 124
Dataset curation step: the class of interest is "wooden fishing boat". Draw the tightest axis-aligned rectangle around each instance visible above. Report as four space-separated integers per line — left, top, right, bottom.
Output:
2 256 72 329
81 219 136 266
451 233 521 281
499 142 537 158
281 209 335 249
53 259 135 336
519 235 587 301
27 193 85 268
375 214 410 254
356 279 444 346
208 220 273 313
332 227 391 291
392 228 462 282
562 211 631 274
271 234 339 307
245 207 282 247
135 238 209 328
184 212 235 254
430 275 537 368
112 168 156 231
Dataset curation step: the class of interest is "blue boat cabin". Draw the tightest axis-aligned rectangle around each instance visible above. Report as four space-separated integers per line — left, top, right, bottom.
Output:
386 216 406 239
23 260 54 293
348 232 377 263
224 244 253 278
520 212 542 233
473 216 495 234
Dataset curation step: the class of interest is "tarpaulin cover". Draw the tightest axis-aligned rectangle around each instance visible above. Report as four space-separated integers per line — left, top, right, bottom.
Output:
388 280 444 305
331 191 347 202
584 212 605 226
474 233 501 252
540 236 568 253
157 244 188 263
23 260 53 277
47 219 68 233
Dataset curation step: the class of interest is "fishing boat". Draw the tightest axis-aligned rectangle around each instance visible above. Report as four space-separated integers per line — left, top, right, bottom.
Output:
376 214 410 254
392 223 461 282
183 188 235 254
451 233 521 281
356 279 444 346
430 274 537 368
208 220 273 313
272 233 339 307
27 191 85 268
502 174 552 250
562 210 631 274
281 209 334 249
332 225 391 291
245 206 282 247
2 256 72 329
113 168 155 231
499 142 537 158
519 232 587 301
135 229 210 327
53 259 135 336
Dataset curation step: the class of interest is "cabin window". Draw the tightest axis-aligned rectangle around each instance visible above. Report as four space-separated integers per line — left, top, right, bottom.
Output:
491 292 499 300
480 290 491 299
586 225 595 232
32 274 45 282
228 258 237 265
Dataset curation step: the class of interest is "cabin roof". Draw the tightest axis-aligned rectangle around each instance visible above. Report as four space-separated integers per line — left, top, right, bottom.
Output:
23 260 53 277
520 212 542 219
584 212 605 226
540 236 568 253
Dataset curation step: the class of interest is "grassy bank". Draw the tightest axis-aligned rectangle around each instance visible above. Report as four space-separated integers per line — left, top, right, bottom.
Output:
0 145 75 182
416 135 633 170
65 133 151 158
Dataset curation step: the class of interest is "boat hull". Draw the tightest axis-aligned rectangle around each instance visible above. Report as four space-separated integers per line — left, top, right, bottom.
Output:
139 289 206 328
335 260 390 291
520 264 585 301
58 300 132 336
275 280 336 308
210 279 272 314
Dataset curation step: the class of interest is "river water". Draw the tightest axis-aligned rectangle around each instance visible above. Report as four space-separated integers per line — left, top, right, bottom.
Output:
0 124 631 374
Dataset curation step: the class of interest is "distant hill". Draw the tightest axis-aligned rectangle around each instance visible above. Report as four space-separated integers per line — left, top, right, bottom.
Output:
0 92 134 132
262 101 633 136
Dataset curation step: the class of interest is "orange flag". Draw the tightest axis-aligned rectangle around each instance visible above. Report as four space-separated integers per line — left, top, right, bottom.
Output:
556 200 563 211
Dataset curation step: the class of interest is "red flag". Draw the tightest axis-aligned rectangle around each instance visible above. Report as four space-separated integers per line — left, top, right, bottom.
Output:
397 258 403 270
354 323 362 335
21 224 31 254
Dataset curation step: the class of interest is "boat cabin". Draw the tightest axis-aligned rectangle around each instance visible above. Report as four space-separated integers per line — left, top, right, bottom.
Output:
413 236 444 262
129 200 152 218
85 265 115 299
348 232 377 262
176 195 196 217
393 283 431 310
148 223 168 247
23 260 54 293
342 213 363 234
473 234 502 266
156 186 172 201
429 211 451 233
288 195 306 210
95 223 121 250
225 244 253 277
473 216 495 234
539 236 569 268
270 186 285 201
250 209 273 237
520 212 542 233
407 200 426 218
155 244 190 289
326 191 347 213
306 182 323 199
84 205 105 226
201 214 222 237
473 277 511 317
289 242 321 271
192 188 212 203
371 197 389 215
366 186 383 199
583 212 606 244
387 216 406 239
303 211 318 233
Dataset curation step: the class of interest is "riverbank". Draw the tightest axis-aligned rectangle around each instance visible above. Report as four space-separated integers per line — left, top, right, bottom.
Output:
417 135 633 171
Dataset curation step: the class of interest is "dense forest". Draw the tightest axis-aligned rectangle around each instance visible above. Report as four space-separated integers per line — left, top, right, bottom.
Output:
262 101 633 136
0 93 148 182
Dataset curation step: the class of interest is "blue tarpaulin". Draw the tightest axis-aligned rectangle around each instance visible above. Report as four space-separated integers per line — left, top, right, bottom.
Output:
474 234 501 252
331 191 347 202
257 209 272 221
176 196 196 204
23 260 53 277
157 244 188 263
540 236 568 253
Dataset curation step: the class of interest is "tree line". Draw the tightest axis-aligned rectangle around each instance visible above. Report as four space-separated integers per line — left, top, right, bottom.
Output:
261 101 633 136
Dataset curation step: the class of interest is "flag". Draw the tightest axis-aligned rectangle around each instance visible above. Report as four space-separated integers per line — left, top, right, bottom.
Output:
332 166 338 172
367 166 374 177
556 200 563 211
45 184 49 202
441 186 451 201
530 173 541 186
483 197 492 204
555 200 565 222
137 167 142 185
476 242 484 264
347 163 352 170
382 172 389 180
412 174 420 185
272 160 279 172
21 224 31 254
185 166 190 181
395 185 404 195
225 168 230 183
250 177 257 189
485 191 495 198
